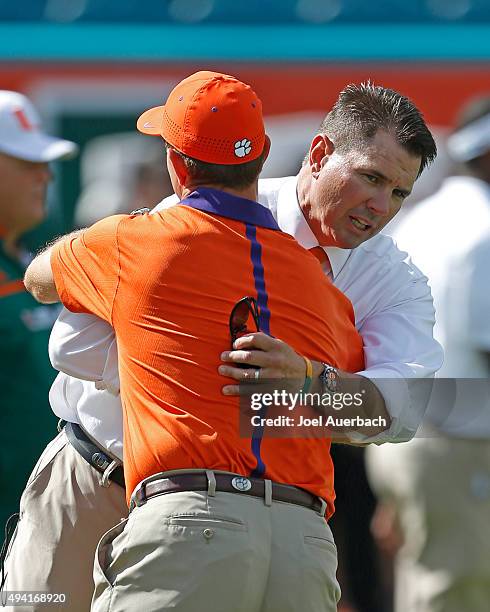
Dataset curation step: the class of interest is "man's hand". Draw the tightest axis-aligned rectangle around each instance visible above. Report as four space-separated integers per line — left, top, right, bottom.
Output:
218 332 307 395
218 332 391 439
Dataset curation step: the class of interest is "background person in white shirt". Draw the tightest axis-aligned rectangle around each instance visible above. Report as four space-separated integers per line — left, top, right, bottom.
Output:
3 82 439 612
366 95 490 612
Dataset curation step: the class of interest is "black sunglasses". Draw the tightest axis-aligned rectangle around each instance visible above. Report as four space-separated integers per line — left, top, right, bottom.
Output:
229 296 260 350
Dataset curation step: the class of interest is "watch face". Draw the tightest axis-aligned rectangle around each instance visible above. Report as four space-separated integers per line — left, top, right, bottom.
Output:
323 365 337 392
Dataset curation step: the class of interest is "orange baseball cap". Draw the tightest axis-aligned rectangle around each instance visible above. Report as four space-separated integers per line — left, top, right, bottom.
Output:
137 71 265 165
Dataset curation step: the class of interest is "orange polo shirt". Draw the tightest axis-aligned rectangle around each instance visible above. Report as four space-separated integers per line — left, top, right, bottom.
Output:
51 188 364 516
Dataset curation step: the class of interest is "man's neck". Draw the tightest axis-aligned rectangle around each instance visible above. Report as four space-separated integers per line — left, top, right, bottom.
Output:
295 165 322 243
296 165 310 216
180 183 259 203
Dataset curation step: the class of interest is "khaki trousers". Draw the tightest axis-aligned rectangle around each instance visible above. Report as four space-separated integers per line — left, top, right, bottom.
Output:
2 431 127 612
92 479 340 612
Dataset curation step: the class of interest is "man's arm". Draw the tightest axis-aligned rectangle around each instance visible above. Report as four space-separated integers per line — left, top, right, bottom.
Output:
26 216 122 327
39 200 178 381
49 309 120 394
24 230 83 304
337 239 442 443
218 248 443 446
24 246 59 304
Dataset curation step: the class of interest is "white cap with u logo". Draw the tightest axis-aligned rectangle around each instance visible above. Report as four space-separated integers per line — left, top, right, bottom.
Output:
0 90 78 162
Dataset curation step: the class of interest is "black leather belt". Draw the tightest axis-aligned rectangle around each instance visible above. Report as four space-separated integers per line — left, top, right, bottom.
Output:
64 422 125 488
130 472 325 515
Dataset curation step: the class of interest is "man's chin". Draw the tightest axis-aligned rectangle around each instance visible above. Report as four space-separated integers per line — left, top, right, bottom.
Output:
316 223 376 249
21 205 47 234
330 232 371 250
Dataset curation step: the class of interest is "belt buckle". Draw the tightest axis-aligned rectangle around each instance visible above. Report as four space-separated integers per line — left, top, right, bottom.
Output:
231 476 252 492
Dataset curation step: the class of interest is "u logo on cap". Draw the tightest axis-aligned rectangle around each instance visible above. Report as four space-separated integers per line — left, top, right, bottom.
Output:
13 108 34 131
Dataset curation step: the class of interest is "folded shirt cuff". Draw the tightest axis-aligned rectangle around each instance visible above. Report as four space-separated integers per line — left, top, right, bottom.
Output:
344 369 432 444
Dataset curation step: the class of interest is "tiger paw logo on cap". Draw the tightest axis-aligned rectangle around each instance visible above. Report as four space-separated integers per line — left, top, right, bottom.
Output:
234 138 252 158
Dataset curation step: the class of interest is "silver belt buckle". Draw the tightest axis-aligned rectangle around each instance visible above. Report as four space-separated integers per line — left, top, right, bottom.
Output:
231 476 252 492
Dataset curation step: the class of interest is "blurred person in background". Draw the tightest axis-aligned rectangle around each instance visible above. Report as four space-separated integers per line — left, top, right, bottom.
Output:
0 91 77 534
73 133 173 227
366 95 490 612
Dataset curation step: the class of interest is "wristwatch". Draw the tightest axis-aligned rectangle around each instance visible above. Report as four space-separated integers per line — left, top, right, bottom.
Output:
320 363 339 393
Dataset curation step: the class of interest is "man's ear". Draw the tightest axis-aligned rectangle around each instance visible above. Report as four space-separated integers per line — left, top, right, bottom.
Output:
167 147 189 188
308 134 335 178
262 134 271 163
255 135 271 174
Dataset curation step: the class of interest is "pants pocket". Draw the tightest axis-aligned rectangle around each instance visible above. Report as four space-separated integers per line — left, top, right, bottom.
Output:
165 513 248 532
100 505 259 612
303 527 341 607
304 534 337 552
25 432 67 488
94 519 128 589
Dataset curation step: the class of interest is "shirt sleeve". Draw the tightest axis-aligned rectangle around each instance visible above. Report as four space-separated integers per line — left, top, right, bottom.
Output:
350 270 443 445
49 307 120 394
51 215 125 324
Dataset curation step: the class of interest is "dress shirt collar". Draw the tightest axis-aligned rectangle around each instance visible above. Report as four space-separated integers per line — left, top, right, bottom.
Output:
180 188 280 231
275 175 351 280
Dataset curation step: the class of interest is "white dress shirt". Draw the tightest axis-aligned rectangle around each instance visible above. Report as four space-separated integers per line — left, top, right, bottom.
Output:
49 175 443 451
49 372 123 460
391 176 490 438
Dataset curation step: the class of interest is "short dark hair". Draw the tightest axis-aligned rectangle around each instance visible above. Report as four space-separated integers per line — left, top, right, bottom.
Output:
318 82 437 176
164 141 266 189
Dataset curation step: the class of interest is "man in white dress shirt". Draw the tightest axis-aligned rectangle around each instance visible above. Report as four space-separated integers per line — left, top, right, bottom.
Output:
366 96 490 611
3 82 440 611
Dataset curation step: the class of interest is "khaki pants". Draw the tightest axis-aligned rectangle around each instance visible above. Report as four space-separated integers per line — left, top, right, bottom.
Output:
2 431 127 612
92 477 340 612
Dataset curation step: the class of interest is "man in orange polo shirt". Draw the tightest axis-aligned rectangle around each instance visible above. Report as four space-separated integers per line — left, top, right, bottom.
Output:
25 71 364 612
